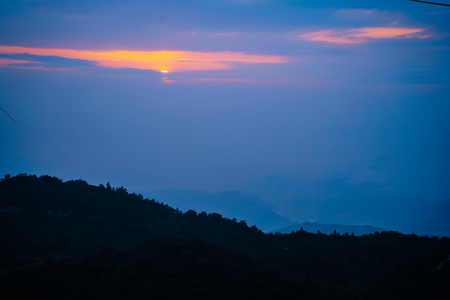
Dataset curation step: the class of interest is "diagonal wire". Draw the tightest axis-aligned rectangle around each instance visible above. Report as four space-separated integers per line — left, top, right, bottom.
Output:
0 106 19 124
410 0 450 7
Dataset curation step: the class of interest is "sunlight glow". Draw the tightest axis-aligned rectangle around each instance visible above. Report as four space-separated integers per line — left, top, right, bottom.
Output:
0 46 289 72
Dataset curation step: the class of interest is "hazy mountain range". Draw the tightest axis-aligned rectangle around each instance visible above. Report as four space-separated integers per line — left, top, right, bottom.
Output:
149 175 450 237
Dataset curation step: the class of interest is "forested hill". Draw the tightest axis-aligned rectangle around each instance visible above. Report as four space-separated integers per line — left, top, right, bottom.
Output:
0 174 263 259
1 174 450 299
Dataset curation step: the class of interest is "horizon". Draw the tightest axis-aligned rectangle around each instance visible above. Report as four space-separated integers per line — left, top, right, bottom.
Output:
3 172 449 237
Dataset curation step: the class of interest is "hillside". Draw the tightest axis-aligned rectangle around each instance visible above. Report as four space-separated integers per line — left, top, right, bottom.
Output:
1 174 450 299
0 174 262 263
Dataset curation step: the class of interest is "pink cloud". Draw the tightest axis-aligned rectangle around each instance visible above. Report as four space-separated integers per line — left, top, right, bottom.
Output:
300 26 428 45
0 58 44 69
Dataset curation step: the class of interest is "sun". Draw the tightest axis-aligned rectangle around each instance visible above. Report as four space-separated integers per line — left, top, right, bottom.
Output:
161 70 169 73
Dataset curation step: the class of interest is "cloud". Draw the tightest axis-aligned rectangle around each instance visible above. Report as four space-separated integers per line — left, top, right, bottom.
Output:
300 26 428 45
0 53 95 70
0 45 289 72
0 58 40 68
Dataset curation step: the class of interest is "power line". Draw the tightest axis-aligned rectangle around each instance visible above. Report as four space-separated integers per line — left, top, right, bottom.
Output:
410 0 450 7
0 106 19 124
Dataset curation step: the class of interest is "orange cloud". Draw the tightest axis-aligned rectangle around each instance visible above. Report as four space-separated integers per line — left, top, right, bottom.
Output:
0 46 288 72
300 27 427 45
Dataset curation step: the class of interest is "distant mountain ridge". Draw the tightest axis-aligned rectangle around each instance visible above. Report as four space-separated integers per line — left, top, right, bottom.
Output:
273 222 385 236
150 177 450 237
242 175 450 237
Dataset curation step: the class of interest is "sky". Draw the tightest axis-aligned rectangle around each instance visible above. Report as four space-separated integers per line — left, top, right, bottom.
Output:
1 1 449 231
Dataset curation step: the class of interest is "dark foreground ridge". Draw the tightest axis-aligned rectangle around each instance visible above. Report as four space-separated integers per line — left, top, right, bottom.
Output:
1 174 449 299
